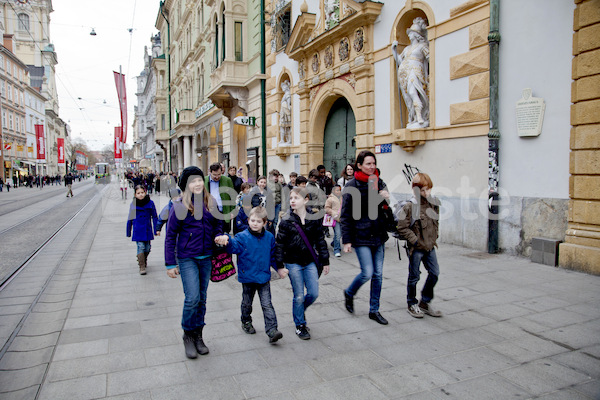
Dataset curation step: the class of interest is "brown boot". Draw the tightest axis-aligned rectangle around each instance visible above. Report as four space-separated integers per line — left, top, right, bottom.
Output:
137 253 146 275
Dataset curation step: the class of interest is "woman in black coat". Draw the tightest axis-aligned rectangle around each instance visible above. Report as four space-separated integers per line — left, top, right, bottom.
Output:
340 150 390 325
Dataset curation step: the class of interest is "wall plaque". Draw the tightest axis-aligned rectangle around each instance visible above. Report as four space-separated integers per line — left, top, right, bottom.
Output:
515 88 545 137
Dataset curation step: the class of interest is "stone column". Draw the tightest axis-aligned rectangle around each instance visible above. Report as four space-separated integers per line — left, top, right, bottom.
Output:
183 135 191 168
559 0 600 274
177 138 184 173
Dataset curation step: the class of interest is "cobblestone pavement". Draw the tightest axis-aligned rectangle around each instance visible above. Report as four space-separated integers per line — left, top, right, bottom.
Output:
0 182 598 399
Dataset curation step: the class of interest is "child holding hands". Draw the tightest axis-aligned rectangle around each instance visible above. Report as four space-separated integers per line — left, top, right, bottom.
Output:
215 207 288 343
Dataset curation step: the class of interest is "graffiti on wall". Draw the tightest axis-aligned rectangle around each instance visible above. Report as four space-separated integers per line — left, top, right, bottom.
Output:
402 163 421 185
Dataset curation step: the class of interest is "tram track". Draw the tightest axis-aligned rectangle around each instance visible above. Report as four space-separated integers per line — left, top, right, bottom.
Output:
0 183 106 289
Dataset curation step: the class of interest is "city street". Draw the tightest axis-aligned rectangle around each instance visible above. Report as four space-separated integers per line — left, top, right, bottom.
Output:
0 179 598 399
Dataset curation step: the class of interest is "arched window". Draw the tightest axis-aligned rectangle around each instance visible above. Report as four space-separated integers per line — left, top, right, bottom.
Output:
214 15 219 68
200 63 205 101
17 13 29 31
221 5 226 63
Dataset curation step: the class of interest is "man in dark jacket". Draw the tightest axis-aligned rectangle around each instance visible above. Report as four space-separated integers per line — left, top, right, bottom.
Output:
64 173 74 197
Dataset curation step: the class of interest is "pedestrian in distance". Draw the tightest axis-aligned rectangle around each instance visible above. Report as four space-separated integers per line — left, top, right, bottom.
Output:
164 166 223 359
275 187 330 340
233 182 251 234
340 150 391 325
120 176 128 200
205 162 235 233
267 169 283 234
64 173 74 197
126 185 159 275
337 163 354 189
397 172 443 318
215 206 288 343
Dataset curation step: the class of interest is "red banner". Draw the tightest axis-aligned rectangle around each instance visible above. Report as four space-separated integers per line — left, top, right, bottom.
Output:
114 126 122 159
57 137 64 164
113 71 127 143
35 124 45 160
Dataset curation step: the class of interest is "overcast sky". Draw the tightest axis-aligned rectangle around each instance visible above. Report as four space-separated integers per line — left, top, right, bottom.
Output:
51 0 160 151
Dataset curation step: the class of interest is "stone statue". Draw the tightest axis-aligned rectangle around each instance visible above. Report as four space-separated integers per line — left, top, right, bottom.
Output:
279 80 292 145
325 0 339 29
392 17 430 129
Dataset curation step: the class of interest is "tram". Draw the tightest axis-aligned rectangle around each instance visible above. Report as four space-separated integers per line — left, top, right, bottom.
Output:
95 163 111 184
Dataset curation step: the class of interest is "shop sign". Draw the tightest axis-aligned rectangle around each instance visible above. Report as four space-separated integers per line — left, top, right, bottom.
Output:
195 100 215 119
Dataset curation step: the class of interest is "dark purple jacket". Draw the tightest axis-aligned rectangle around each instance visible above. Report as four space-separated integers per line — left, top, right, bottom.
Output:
164 199 223 267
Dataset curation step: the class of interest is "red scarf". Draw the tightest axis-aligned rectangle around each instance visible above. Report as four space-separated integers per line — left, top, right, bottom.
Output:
354 170 380 191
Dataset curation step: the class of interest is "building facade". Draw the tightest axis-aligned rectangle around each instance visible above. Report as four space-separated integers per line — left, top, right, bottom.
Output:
153 0 598 272
1 36 28 181
25 83 46 174
134 34 162 172
156 0 263 180
0 0 65 175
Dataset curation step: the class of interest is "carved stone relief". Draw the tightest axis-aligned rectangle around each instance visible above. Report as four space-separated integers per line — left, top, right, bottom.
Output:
354 28 364 53
324 45 334 69
312 53 320 74
339 38 349 62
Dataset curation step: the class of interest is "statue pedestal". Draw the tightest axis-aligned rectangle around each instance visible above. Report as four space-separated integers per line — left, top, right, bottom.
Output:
393 128 429 153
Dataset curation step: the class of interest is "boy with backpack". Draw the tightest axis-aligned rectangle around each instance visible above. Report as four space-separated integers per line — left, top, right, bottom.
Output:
396 172 443 319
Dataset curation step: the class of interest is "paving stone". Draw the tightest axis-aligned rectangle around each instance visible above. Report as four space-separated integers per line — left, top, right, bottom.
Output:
150 376 244 400
434 373 531 399
487 332 568 363
18 319 65 336
25 309 69 325
58 322 141 345
292 375 388 400
430 347 517 380
53 338 109 361
103 390 151 400
572 379 600 399
542 320 600 350
185 349 270 379
0 347 54 369
37 374 107 400
33 300 72 313
306 349 393 381
107 363 190 397
497 359 593 396
0 364 47 392
46 350 147 382
0 385 40 400
234 363 322 398
366 362 457 397
550 350 600 379
63 314 111 330
9 332 59 351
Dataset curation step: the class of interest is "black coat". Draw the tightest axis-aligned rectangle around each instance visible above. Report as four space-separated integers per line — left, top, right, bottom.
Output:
275 211 330 269
340 177 389 247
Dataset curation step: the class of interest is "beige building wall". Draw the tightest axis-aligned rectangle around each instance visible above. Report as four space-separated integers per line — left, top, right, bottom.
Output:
560 0 600 274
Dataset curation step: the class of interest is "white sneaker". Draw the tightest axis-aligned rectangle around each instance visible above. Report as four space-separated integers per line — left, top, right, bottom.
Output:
335 252 341 257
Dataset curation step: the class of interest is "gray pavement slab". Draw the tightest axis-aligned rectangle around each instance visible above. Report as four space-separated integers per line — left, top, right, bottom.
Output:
0 182 599 399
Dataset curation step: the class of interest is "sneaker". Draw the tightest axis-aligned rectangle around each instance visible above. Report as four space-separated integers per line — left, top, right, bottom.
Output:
267 330 283 343
242 321 256 334
419 301 443 317
295 324 311 340
407 304 424 318
335 252 341 257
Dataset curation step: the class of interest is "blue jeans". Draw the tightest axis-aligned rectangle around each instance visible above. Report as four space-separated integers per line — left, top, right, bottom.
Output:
241 282 278 334
407 248 440 306
177 257 211 331
136 241 151 255
286 262 319 326
345 244 385 313
332 223 341 254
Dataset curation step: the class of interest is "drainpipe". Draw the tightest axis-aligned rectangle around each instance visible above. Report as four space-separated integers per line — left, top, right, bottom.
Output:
159 1 173 172
487 0 500 253
260 0 267 176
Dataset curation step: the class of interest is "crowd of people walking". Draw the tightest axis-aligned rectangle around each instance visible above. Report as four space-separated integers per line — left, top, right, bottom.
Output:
125 156 442 359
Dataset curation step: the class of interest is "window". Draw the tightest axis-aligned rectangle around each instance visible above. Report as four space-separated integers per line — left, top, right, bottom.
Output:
9 113 13 129
1 80 4 97
214 16 219 68
7 84 12 101
18 13 29 31
15 116 19 132
6 60 11 75
234 22 243 61
221 6 226 63
0 55 3 70
2 110 6 127
275 6 291 51
161 114 165 130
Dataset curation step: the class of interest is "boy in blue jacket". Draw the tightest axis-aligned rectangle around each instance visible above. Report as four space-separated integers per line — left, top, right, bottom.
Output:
215 206 288 343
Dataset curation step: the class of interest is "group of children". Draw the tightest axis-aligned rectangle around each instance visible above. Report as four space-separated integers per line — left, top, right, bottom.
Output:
126 166 441 359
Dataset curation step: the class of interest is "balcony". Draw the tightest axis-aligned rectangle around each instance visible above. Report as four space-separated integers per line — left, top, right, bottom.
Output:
207 60 252 114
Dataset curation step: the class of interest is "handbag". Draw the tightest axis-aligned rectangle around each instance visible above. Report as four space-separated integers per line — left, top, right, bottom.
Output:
210 247 236 282
293 222 324 278
322 214 336 227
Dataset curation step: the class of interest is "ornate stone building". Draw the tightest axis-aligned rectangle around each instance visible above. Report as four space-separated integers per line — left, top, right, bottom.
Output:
155 0 263 179
560 0 600 273
0 0 65 176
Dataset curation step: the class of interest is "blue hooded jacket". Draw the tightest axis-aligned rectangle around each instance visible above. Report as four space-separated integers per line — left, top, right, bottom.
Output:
226 228 277 284
126 196 158 241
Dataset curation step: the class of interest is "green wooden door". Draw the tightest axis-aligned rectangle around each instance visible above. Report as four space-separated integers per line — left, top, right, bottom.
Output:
323 98 356 181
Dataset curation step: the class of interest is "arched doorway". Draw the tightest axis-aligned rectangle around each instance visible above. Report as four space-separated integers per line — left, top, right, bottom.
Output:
323 97 356 180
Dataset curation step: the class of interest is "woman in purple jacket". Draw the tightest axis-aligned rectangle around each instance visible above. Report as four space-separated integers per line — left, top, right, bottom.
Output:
165 166 223 359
